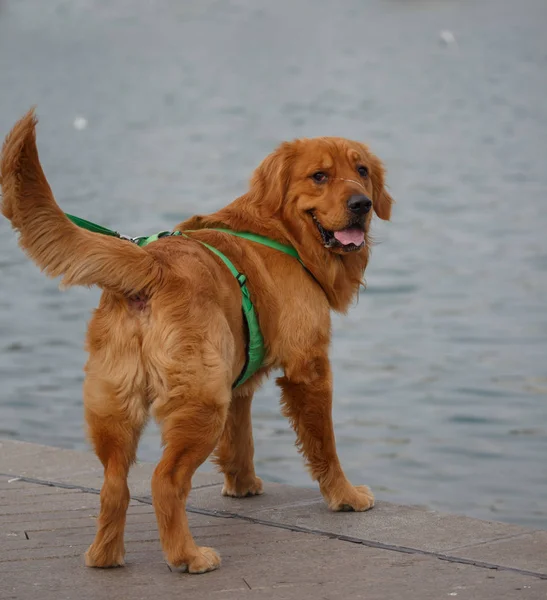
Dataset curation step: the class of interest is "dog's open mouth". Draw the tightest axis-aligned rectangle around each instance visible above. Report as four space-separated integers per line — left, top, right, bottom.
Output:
311 213 365 252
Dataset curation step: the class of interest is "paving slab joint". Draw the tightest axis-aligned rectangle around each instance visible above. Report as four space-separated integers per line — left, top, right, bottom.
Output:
2 471 546 581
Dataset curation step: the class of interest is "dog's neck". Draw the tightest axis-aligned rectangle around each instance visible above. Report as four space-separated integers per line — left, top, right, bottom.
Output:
178 194 369 313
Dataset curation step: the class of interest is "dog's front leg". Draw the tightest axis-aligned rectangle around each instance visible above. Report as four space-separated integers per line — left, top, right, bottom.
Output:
277 353 374 512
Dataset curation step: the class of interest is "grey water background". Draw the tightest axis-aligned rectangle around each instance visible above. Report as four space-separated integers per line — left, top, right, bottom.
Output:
0 0 546 529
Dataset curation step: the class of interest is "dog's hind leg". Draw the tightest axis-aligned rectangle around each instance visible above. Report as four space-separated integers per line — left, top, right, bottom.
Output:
152 378 229 573
83 374 149 568
213 390 263 498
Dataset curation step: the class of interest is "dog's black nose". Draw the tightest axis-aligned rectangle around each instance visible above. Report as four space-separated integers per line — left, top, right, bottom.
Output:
347 195 372 215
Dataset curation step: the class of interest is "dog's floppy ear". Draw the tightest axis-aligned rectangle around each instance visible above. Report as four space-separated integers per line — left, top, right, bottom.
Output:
369 153 394 221
249 142 294 214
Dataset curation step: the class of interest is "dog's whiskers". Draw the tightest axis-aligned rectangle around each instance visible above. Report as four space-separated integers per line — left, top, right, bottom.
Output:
334 177 367 192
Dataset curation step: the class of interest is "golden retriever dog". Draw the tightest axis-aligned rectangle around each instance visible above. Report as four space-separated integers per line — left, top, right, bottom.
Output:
0 109 393 574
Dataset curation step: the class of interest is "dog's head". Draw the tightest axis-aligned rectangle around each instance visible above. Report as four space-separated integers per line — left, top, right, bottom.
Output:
180 136 394 310
249 137 393 255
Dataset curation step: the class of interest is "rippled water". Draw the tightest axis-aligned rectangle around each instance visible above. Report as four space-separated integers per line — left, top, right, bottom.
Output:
1 0 546 528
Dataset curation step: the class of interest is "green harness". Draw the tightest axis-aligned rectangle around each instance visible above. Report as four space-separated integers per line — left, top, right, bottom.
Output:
65 213 302 388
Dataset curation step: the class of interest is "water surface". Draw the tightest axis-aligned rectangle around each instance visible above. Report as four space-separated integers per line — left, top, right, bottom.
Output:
0 0 546 528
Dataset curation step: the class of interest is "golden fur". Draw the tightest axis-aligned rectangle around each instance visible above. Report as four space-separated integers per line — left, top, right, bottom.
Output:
0 110 393 573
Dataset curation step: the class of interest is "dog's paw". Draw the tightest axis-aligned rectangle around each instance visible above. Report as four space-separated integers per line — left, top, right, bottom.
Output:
169 547 221 575
85 542 125 568
326 484 375 512
222 475 264 498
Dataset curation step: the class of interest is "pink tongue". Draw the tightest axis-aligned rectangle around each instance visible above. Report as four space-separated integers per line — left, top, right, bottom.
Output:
333 228 365 246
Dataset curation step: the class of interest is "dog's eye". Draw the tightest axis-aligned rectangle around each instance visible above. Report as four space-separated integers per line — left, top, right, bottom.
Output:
357 165 369 178
311 171 328 183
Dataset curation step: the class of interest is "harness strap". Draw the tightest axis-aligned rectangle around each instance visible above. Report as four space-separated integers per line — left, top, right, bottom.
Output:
191 228 324 292
174 232 264 388
208 228 302 263
131 229 265 388
65 214 124 238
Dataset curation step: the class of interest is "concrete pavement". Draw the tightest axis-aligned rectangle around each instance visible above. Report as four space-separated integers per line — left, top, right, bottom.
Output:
1 440 545 599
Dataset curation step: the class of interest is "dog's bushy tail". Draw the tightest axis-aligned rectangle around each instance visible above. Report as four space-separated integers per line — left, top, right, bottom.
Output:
0 109 163 295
